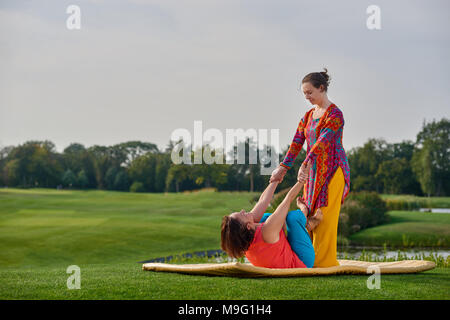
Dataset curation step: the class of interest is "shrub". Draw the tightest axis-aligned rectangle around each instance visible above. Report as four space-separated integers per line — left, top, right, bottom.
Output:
384 198 431 211
338 191 389 237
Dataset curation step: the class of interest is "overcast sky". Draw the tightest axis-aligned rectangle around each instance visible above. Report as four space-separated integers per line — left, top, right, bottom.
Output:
0 0 449 155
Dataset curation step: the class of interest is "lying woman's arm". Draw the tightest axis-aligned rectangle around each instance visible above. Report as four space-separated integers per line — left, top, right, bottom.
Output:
262 162 311 243
250 180 280 223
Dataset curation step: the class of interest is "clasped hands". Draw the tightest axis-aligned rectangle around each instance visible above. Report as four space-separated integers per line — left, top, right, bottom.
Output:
269 160 312 184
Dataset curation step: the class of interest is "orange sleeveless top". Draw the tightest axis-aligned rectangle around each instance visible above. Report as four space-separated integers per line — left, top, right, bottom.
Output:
245 224 306 269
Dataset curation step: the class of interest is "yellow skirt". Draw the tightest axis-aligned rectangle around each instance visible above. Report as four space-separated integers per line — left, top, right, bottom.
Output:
312 166 345 268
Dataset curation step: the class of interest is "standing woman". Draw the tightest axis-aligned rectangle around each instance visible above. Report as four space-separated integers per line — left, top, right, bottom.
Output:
270 68 351 267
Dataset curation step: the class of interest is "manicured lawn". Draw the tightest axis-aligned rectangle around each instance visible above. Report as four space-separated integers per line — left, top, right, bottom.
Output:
0 188 256 268
0 188 448 300
349 211 450 247
0 262 448 300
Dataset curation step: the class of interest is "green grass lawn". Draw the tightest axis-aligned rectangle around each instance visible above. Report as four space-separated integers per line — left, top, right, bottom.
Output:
0 188 256 268
0 188 448 300
349 211 450 247
380 194 450 208
0 262 448 300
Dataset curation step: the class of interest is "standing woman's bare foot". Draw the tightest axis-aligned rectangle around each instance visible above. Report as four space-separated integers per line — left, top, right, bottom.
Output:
306 208 323 232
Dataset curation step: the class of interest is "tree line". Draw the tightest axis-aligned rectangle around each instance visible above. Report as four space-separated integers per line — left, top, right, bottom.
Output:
0 118 448 196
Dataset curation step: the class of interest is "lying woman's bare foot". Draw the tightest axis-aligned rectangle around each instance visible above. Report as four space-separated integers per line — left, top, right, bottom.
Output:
296 197 309 218
306 208 323 232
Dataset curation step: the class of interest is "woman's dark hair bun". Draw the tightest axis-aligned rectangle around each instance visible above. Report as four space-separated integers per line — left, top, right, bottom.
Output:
302 67 331 92
320 68 330 85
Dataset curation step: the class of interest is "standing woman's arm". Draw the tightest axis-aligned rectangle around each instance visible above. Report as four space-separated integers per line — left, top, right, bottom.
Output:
279 111 310 170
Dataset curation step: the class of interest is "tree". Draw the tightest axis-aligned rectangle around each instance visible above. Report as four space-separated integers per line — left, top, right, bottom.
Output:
63 143 86 174
389 140 415 160
62 169 77 188
113 170 130 191
105 166 119 190
165 164 192 192
225 138 261 192
154 153 171 192
3 159 20 187
0 145 14 186
128 154 157 192
191 145 228 189
87 146 119 189
77 170 89 188
411 118 450 196
63 144 97 189
376 158 414 194
412 140 436 197
348 138 390 192
114 141 159 167
2 141 63 188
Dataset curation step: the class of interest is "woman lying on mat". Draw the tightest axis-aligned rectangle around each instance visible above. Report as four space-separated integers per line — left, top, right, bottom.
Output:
220 162 315 268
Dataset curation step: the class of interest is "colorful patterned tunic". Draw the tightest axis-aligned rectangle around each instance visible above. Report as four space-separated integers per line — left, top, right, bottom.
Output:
280 104 351 213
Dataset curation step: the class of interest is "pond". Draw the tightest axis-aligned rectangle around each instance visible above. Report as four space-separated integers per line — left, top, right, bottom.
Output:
140 247 450 264
419 208 450 213
337 246 450 260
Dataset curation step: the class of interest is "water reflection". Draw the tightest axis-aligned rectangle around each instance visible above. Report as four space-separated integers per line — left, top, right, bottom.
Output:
419 208 450 213
140 247 449 264
338 246 449 259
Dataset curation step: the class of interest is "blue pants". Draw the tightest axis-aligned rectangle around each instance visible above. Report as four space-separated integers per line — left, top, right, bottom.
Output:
260 210 315 268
